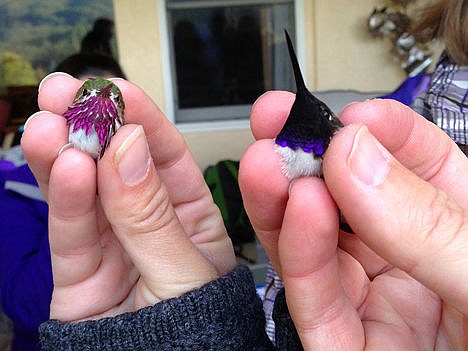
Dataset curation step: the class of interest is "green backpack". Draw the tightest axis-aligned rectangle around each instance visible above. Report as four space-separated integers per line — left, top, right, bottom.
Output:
204 160 256 262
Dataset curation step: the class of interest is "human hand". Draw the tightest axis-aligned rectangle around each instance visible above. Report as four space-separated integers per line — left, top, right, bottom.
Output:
239 91 468 350
21 73 236 322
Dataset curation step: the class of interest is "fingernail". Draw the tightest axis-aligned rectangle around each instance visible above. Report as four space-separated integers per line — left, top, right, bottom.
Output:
58 143 73 156
342 101 361 109
38 72 74 93
23 111 49 131
251 91 269 112
348 126 390 186
115 126 151 186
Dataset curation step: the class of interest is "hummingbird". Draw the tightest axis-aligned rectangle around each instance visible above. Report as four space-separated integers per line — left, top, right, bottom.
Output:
275 31 343 179
276 32 354 233
63 77 125 159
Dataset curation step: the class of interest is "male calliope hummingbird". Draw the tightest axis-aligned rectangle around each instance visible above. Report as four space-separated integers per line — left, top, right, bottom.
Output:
275 31 343 179
63 77 125 159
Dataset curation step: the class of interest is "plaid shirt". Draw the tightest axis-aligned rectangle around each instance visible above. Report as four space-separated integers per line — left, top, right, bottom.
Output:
412 52 468 146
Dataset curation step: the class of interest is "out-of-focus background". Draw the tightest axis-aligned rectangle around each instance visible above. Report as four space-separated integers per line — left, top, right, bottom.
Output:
0 0 441 169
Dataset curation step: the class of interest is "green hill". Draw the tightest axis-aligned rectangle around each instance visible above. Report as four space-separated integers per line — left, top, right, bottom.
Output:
0 0 114 86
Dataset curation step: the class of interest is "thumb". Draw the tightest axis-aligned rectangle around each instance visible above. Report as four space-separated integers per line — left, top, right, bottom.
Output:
324 125 468 313
97 125 218 304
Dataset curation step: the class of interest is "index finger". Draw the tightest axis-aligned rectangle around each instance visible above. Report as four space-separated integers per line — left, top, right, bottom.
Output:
24 73 210 209
37 73 186 169
249 91 468 207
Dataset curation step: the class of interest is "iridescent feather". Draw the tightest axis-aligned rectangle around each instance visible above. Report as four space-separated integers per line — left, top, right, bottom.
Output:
63 77 125 159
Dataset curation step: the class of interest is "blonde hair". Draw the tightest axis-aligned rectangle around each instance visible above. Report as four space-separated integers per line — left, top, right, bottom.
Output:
413 0 468 65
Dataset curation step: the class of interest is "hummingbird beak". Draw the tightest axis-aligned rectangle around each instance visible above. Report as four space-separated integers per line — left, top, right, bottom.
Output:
284 30 307 96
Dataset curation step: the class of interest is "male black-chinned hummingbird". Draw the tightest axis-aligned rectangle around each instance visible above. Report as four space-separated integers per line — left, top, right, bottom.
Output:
276 32 353 233
63 77 125 159
275 31 343 180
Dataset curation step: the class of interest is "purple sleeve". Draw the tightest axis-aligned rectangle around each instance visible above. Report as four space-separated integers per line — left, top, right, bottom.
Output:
0 186 52 338
380 73 431 106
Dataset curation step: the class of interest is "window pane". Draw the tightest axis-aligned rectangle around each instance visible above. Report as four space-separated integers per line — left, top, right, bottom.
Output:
168 1 295 122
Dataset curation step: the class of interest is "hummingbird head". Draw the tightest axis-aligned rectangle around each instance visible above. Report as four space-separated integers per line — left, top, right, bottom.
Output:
64 77 125 158
74 77 125 115
275 31 342 179
97 83 113 98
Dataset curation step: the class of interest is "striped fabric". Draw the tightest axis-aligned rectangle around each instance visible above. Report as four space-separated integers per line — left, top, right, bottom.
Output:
414 53 468 146
262 262 284 343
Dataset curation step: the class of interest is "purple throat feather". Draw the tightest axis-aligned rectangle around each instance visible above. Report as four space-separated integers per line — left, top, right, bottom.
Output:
63 78 125 159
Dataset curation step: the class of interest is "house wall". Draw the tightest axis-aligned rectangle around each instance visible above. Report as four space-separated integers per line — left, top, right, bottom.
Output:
305 0 405 91
113 0 405 170
113 1 167 112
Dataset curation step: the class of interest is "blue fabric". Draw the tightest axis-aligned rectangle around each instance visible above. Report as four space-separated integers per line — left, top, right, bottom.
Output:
380 73 431 106
0 161 52 351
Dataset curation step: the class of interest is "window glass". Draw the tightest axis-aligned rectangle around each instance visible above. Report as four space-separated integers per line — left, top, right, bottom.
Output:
167 0 295 123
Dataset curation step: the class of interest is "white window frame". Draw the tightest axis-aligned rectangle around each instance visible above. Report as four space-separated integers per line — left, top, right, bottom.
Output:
157 0 305 132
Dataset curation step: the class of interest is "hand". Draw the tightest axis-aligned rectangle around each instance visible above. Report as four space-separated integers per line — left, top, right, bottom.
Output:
239 91 468 350
21 73 236 322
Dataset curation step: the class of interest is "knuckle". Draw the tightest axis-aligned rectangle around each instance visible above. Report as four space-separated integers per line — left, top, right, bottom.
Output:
123 179 177 235
417 188 466 255
292 295 348 334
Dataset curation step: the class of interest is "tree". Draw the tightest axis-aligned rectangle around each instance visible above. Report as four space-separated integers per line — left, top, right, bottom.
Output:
0 52 38 93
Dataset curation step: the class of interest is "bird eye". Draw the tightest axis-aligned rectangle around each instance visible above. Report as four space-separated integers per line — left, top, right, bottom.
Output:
82 88 89 96
320 106 329 117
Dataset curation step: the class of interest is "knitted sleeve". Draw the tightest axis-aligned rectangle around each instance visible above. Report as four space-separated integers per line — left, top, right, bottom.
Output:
39 265 275 351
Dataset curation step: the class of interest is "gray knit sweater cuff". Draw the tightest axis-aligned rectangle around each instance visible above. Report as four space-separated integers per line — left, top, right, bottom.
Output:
39 265 273 350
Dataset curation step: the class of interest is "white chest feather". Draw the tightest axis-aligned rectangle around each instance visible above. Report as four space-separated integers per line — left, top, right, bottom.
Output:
69 125 100 159
275 144 323 179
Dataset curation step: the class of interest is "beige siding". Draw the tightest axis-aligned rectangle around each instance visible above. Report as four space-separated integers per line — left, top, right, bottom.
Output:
114 0 167 112
113 0 405 169
305 0 404 91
